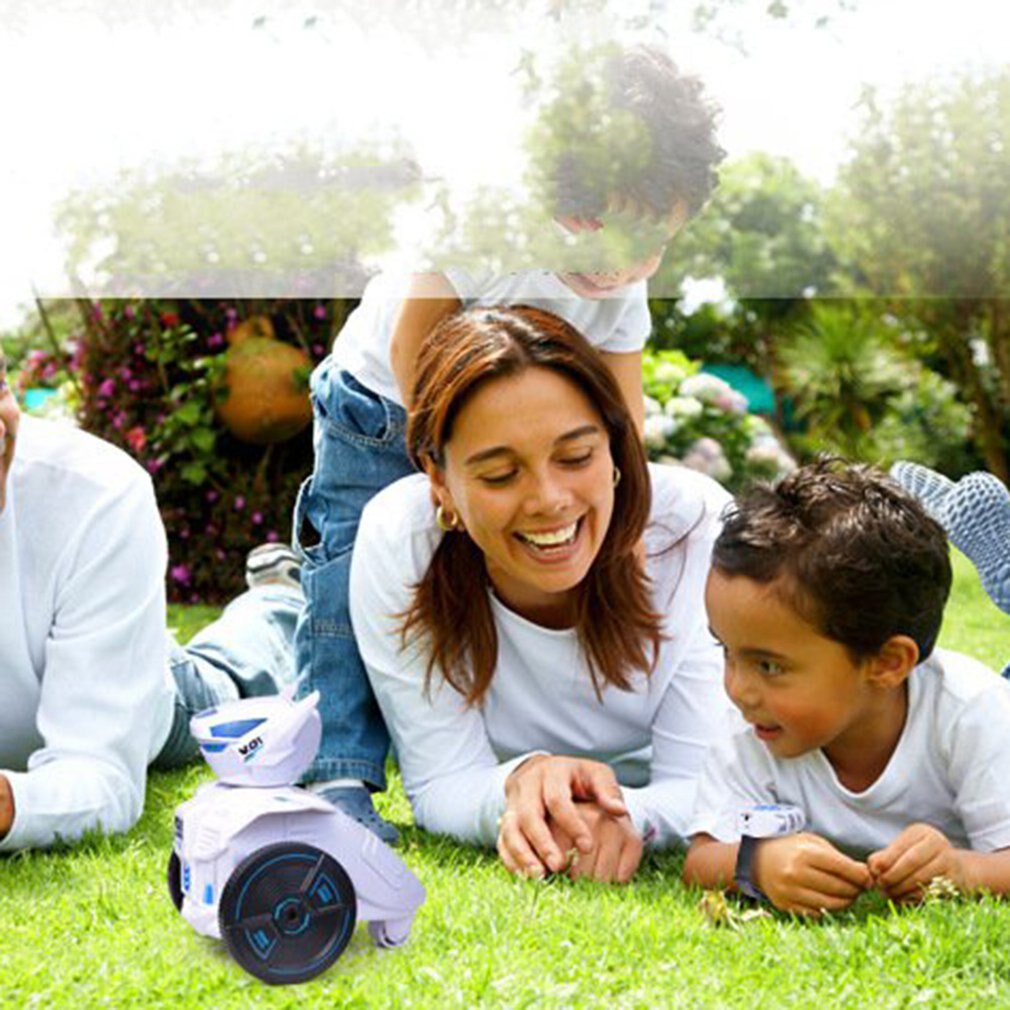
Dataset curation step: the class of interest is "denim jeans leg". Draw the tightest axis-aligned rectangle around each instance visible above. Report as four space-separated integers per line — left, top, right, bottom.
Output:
293 362 415 791
154 584 304 768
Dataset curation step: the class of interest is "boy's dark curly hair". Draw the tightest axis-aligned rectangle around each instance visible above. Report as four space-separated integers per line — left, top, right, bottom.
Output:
549 44 726 221
712 458 952 663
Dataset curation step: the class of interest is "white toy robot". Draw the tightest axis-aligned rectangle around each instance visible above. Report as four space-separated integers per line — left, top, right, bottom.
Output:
169 688 426 985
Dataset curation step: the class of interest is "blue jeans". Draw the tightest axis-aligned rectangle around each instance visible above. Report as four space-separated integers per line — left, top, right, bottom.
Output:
292 361 415 790
155 584 302 767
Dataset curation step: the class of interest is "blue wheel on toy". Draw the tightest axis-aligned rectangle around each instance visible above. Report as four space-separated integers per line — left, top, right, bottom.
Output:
218 841 356 984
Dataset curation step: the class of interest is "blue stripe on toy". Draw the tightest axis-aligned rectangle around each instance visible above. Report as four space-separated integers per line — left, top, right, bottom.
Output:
209 718 266 739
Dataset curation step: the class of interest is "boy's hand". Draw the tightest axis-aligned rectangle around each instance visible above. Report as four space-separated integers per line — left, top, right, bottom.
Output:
546 801 643 884
867 823 966 902
753 832 872 915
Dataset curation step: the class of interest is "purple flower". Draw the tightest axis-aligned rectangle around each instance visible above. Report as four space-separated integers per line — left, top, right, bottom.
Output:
313 304 327 320
251 511 264 525
312 343 325 357
234 495 246 511
206 489 219 503
208 332 225 350
170 564 191 585
128 380 141 392
145 459 163 474
98 378 116 398
266 530 279 542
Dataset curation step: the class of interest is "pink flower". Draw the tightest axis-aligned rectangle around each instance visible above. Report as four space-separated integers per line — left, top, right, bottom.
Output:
98 378 116 398
206 489 220 503
251 511 263 525
170 564 191 585
208 332 225 350
266 530 279 542
234 495 246 511
313 304 327 320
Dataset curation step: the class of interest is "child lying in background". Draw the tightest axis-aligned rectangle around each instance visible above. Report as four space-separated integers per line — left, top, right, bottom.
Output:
683 459 1010 915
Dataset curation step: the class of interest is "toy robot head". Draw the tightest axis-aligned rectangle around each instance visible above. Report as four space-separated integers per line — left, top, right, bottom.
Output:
190 688 322 787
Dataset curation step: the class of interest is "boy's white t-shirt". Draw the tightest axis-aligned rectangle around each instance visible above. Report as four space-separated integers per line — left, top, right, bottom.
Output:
688 649 1010 855
330 269 652 407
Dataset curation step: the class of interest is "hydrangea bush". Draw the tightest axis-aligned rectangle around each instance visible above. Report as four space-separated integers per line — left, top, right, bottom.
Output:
642 349 794 491
16 299 338 603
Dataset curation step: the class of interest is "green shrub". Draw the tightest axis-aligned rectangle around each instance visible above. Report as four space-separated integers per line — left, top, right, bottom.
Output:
20 298 344 603
642 348 794 491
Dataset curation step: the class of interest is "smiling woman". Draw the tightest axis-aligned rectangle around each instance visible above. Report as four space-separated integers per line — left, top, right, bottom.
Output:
349 306 732 884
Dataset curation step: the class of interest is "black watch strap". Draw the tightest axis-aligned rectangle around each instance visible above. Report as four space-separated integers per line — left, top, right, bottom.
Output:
734 835 768 901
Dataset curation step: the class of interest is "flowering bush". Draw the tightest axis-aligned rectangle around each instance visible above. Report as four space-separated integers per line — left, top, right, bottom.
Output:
22 299 341 603
642 349 795 491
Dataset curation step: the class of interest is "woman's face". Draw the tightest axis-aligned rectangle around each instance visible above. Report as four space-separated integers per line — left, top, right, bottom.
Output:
430 366 616 627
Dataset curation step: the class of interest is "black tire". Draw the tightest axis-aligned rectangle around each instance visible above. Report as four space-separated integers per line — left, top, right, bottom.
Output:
218 842 356 985
167 851 184 913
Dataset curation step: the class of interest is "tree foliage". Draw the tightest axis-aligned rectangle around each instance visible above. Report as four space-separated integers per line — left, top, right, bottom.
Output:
828 70 1010 480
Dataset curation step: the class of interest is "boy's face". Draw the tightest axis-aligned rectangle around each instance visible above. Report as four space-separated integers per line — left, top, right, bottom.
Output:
554 199 688 298
705 569 887 768
0 351 20 513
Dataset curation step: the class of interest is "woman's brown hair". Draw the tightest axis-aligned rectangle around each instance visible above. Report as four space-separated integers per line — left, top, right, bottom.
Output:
401 305 662 706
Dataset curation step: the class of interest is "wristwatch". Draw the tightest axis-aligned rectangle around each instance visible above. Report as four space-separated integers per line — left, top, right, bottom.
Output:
733 804 806 901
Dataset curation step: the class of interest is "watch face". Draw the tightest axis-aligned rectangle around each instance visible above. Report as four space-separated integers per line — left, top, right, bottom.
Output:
737 803 806 839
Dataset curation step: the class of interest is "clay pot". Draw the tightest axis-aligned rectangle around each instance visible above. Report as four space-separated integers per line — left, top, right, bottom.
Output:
214 317 313 444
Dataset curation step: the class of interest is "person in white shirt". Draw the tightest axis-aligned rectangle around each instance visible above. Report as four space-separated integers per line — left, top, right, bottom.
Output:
0 349 298 851
683 460 1010 914
350 305 731 883
292 45 726 844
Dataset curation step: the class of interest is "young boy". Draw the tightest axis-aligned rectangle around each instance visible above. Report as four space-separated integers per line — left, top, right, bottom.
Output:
683 459 1010 915
293 44 725 842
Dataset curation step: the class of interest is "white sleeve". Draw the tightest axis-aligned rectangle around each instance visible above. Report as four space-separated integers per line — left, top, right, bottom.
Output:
597 284 652 354
686 726 779 843
351 496 536 847
0 475 168 852
620 622 732 847
946 680 1010 852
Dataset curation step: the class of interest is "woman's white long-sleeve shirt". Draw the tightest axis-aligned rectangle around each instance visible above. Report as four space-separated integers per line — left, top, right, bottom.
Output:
350 464 732 849
0 416 174 851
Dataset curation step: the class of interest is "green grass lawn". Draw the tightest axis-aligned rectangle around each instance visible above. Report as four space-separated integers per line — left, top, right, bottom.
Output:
2 552 1008 1008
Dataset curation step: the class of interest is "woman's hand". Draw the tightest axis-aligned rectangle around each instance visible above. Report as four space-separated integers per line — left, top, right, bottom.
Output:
867 823 967 901
500 755 629 878
546 801 643 883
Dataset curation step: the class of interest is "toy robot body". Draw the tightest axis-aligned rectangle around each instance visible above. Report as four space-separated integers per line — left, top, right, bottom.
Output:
169 690 425 983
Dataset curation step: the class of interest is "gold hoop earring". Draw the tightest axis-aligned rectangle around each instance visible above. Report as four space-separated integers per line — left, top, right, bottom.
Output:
612 466 622 488
435 504 460 532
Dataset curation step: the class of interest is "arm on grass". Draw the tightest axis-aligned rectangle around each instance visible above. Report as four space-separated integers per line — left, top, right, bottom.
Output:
868 823 1010 899
0 471 169 852
389 273 462 407
685 831 871 915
